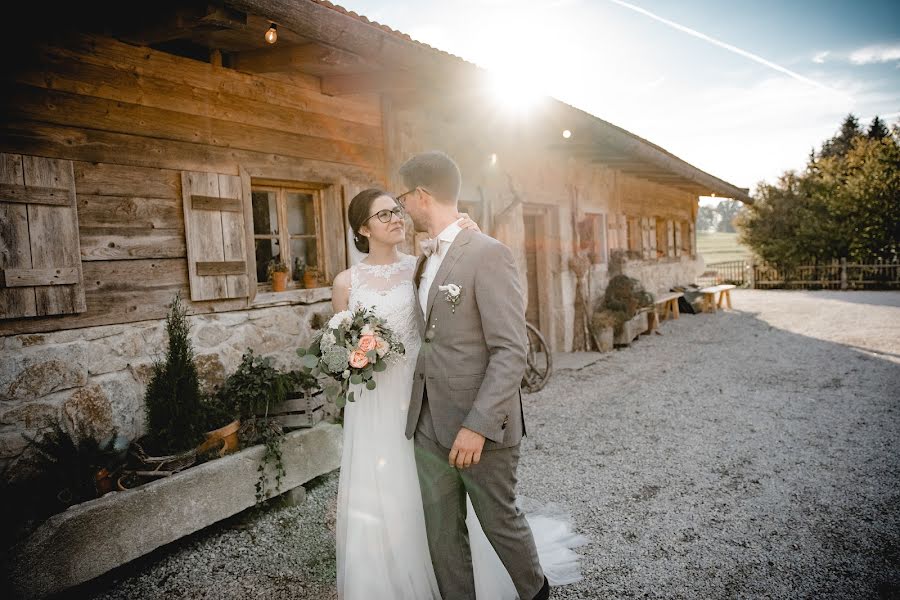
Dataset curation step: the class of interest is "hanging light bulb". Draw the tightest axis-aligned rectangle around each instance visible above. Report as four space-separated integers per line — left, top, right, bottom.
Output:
562 129 572 139
265 23 278 44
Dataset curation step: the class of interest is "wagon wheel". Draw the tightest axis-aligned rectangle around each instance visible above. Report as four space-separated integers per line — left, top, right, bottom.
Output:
522 322 552 393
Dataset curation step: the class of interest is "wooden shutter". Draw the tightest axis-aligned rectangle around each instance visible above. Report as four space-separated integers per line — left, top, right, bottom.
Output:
641 217 651 259
648 218 657 258
181 171 249 301
1 153 86 319
667 220 676 257
674 221 683 257
318 182 350 287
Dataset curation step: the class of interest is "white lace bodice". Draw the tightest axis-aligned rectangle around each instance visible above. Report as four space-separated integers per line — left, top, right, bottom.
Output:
348 254 421 364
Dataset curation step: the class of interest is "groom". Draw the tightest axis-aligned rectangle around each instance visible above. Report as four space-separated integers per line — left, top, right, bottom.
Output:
398 151 549 600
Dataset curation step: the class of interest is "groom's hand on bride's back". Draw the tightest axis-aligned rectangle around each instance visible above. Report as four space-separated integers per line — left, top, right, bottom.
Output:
449 427 486 469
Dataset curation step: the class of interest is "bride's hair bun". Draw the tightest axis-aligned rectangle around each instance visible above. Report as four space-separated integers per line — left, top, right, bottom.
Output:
348 188 390 254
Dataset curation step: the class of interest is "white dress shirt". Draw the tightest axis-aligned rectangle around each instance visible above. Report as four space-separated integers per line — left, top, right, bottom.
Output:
418 219 463 315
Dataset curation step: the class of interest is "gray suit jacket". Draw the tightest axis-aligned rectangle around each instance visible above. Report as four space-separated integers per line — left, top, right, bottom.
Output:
405 228 528 450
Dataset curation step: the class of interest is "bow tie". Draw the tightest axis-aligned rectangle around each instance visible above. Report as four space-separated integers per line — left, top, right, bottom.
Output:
420 238 440 257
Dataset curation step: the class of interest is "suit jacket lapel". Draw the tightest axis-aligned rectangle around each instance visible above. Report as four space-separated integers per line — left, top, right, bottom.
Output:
413 253 427 334
425 229 472 322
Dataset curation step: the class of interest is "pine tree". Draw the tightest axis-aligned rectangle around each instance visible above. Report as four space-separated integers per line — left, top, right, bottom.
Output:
144 294 207 453
867 115 889 140
820 113 862 158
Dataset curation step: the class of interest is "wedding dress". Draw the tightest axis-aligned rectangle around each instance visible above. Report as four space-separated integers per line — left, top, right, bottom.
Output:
336 254 584 600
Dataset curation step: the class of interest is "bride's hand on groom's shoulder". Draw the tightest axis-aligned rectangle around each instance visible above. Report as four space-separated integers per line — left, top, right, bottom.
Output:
449 427 486 469
457 212 481 233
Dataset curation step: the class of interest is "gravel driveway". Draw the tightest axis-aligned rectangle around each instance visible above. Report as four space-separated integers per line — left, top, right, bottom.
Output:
82 290 900 600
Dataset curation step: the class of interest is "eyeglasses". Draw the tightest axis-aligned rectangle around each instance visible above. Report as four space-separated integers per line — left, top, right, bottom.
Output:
394 186 430 209
362 205 405 225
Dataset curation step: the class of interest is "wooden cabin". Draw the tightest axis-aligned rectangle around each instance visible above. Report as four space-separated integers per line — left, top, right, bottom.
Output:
0 0 751 478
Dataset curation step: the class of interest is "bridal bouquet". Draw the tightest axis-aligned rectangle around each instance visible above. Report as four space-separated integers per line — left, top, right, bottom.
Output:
297 306 405 408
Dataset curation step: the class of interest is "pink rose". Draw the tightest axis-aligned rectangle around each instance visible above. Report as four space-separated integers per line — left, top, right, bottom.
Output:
358 334 377 353
349 349 369 369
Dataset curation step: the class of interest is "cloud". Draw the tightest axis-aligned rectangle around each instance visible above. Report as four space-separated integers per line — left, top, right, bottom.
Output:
606 0 838 93
850 44 900 65
812 51 830 64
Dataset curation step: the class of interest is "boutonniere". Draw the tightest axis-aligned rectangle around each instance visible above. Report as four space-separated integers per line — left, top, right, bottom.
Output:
438 283 462 313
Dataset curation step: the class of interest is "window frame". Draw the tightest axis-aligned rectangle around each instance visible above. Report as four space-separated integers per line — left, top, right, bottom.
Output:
249 181 326 293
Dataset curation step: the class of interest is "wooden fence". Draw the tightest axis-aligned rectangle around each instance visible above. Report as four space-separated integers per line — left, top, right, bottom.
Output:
699 259 900 289
752 259 900 290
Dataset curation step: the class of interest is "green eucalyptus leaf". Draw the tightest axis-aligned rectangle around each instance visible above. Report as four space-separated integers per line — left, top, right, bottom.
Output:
366 379 376 391
373 360 387 372
350 373 362 385
348 390 355 403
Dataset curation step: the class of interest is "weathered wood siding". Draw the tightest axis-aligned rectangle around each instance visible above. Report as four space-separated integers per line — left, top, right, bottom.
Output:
0 34 385 335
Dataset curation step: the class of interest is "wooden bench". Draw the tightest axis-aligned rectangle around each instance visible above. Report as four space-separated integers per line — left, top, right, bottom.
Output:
698 284 736 312
646 291 684 332
655 291 683 321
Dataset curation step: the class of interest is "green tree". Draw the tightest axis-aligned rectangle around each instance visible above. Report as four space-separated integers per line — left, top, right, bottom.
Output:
144 294 207 453
820 113 862 159
715 199 744 233
867 115 889 140
738 124 899 268
696 205 717 232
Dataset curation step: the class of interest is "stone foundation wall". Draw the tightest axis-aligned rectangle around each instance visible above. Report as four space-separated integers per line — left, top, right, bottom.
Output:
622 256 704 296
0 301 332 482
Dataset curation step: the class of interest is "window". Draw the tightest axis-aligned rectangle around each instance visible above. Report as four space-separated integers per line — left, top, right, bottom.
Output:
251 184 323 290
578 213 607 264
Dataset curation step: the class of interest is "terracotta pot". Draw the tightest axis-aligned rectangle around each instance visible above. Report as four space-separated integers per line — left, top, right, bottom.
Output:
197 419 241 458
95 468 115 495
271 271 289 292
303 269 319 289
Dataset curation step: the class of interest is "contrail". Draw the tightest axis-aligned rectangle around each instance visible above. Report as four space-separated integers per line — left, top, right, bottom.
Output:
608 0 838 93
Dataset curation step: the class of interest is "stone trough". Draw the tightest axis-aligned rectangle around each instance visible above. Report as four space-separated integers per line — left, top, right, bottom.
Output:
6 422 343 600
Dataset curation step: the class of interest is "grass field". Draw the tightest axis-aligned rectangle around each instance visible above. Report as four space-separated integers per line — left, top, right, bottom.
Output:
696 231 752 264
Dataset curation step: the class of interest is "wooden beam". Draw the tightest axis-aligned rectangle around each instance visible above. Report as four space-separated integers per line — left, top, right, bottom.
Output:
196 261 248 276
226 0 472 79
114 3 247 46
191 195 242 212
321 70 419 96
232 42 382 75
0 183 73 206
1 267 79 288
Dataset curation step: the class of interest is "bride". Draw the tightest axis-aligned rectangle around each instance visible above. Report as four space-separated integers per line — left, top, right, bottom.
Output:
330 188 584 599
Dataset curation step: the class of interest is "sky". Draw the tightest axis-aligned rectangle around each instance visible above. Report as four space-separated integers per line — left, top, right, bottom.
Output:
334 0 900 200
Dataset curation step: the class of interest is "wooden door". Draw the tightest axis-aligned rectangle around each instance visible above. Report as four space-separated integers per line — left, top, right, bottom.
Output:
523 213 541 328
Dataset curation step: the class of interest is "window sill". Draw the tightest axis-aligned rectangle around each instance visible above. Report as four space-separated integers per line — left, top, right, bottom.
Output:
251 286 332 308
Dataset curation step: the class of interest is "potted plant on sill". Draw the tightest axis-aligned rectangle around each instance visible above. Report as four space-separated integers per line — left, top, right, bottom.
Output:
267 259 290 292
303 266 321 289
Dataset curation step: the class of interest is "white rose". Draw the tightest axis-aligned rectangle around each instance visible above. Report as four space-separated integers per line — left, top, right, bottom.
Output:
375 337 389 357
439 283 461 297
328 310 353 330
361 324 375 336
